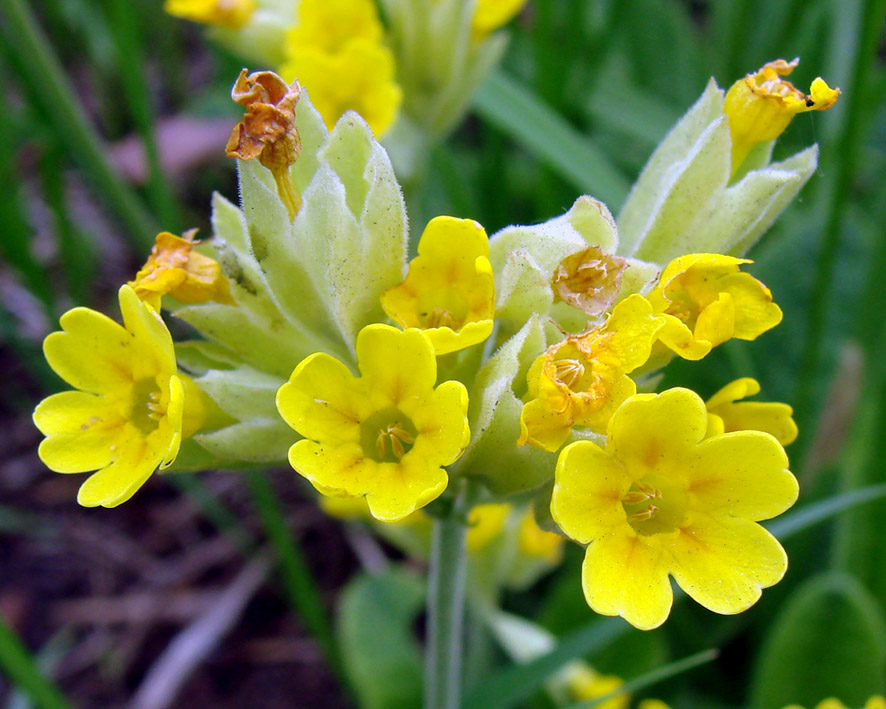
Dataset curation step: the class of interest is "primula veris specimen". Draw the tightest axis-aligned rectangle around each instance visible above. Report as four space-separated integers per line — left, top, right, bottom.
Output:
648 253 783 355
164 0 255 28
706 378 798 446
33 286 185 508
725 58 840 174
381 216 495 355
552 388 798 630
276 324 470 521
128 230 234 310
518 294 664 452
286 0 382 53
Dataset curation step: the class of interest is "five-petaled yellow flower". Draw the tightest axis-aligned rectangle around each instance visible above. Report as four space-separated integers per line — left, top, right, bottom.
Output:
128 230 234 310
381 216 495 355
551 388 798 630
164 0 255 28
276 324 470 521
519 294 664 452
33 286 187 508
725 58 840 174
706 378 798 446
648 253 782 358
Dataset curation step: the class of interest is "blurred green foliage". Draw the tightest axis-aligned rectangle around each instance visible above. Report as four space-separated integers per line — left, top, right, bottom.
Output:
0 0 884 707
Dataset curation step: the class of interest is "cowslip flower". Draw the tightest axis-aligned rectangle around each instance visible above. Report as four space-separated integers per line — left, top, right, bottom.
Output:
226 69 303 219
725 58 839 174
33 286 187 507
164 0 255 28
517 508 564 564
551 246 630 318
128 230 234 310
647 253 782 357
276 324 470 521
381 216 495 355
280 39 402 138
551 387 798 630
518 294 664 452
706 377 798 445
285 0 382 54
466 503 511 551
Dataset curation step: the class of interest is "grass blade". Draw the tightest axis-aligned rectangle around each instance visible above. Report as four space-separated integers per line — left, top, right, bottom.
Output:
0 616 71 709
472 68 630 208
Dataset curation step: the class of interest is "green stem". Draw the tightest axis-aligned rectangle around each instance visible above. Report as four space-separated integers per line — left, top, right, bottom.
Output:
424 496 469 709
0 0 158 248
0 616 71 709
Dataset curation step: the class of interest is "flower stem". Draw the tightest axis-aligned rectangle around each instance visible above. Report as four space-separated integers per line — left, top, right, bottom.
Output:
424 493 469 709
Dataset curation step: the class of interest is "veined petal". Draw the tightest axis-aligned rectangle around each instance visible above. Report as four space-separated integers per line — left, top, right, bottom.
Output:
76 436 163 508
669 514 787 615
552 441 630 543
277 352 365 444
582 531 673 631
356 325 436 406
689 431 798 520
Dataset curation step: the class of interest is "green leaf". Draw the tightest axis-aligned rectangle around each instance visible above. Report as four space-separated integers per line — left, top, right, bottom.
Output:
472 68 630 209
337 567 425 709
0 616 71 709
749 572 886 708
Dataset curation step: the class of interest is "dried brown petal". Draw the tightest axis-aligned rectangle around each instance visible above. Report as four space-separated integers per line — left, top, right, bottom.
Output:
552 247 629 317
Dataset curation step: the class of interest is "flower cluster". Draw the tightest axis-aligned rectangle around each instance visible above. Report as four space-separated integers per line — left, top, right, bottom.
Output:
164 0 527 142
35 58 836 631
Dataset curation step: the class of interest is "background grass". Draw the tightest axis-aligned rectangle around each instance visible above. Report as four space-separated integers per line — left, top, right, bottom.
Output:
0 0 884 707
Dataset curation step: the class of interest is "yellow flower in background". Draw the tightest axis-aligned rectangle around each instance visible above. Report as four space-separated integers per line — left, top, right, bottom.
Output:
568 666 628 709
706 378 798 446
648 253 782 356
517 509 564 564
519 295 664 452
784 697 886 709
276 325 470 521
466 503 511 551
551 388 798 630
472 0 527 38
33 286 187 508
286 0 382 54
725 58 840 174
381 216 495 355
164 0 255 28
129 230 234 310
280 39 402 137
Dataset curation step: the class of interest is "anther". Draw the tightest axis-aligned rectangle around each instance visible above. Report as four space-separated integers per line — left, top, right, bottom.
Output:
553 358 584 389
629 505 658 522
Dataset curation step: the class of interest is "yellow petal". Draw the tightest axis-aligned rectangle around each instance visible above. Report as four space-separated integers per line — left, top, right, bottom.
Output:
33 390 121 437
656 314 712 360
552 441 630 543
365 456 448 522
669 514 787 615
423 320 494 356
582 531 673 630
689 431 798 521
43 308 133 395
518 397 572 452
409 380 470 466
277 352 365 444
76 436 162 508
288 439 370 497
705 377 760 409
159 374 184 469
118 285 176 380
718 272 783 339
356 325 437 407
694 292 735 347
608 389 707 476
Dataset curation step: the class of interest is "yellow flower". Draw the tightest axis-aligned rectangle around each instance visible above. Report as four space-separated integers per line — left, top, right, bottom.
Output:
128 230 234 310
517 508 564 564
472 0 527 38
33 286 187 508
519 295 664 452
568 666 628 709
280 39 402 138
466 503 510 551
164 0 255 27
381 216 495 355
551 388 798 630
725 58 840 174
285 0 382 54
706 378 798 446
784 698 886 709
276 324 470 521
647 253 782 356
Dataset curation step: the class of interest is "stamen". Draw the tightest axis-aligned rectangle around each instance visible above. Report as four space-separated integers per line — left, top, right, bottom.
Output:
629 505 658 522
375 423 416 460
553 358 584 389
424 307 459 330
